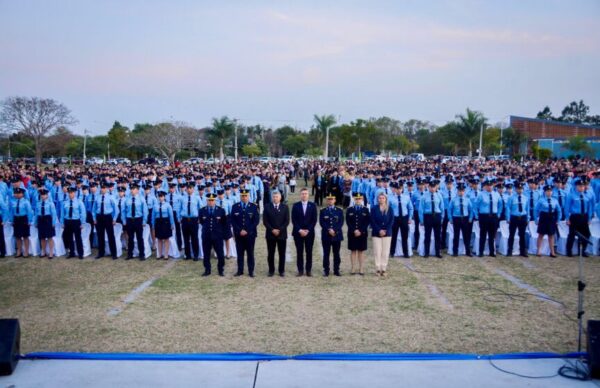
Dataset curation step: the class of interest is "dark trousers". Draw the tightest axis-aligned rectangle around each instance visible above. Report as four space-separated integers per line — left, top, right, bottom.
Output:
322 239 341 274
63 219 83 257
507 215 527 255
441 215 449 249
235 235 256 275
96 214 117 257
478 214 498 255
294 234 314 274
566 214 591 255
391 216 409 257
267 238 286 275
126 217 145 258
413 212 420 249
452 216 471 255
181 217 200 259
315 189 323 206
173 211 182 250
423 213 441 256
202 236 225 274
290 185 296 193
0 217 6 256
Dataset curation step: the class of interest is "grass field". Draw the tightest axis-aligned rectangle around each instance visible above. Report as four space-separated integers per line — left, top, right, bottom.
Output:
0 189 598 355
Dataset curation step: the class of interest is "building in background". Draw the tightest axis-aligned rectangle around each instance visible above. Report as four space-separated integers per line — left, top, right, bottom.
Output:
510 116 600 158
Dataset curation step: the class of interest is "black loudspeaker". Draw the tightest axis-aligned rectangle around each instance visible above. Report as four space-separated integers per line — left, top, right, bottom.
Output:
589 320 600 379
0 319 20 376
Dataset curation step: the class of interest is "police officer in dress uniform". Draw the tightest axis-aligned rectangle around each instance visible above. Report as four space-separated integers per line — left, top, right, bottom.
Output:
346 192 370 275
179 182 201 261
474 179 503 257
448 183 473 257
320 193 344 276
199 193 227 276
231 189 260 277
565 178 593 257
60 186 86 259
123 183 148 260
505 182 529 257
93 182 119 260
35 188 57 259
419 180 444 258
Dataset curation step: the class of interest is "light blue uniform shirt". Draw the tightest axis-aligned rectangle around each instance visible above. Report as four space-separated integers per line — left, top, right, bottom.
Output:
152 201 175 227
534 196 562 222
59 198 86 224
92 192 119 222
418 191 444 224
10 197 34 224
34 199 58 227
179 193 201 219
505 192 529 221
474 191 503 218
122 194 149 224
565 191 594 219
448 194 473 221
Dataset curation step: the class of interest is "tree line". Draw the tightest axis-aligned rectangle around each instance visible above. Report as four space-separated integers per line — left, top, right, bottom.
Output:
0 96 597 164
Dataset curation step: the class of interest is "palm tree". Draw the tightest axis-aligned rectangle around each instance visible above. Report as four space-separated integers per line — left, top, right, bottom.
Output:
313 114 337 159
455 108 487 156
208 116 235 160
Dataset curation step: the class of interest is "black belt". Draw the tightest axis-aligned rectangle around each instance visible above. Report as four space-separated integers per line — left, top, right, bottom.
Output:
127 217 142 220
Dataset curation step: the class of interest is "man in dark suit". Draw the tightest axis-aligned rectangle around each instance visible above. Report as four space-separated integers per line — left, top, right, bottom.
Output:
263 189 289 277
291 187 318 276
199 193 228 276
313 171 326 206
231 189 260 277
328 171 342 204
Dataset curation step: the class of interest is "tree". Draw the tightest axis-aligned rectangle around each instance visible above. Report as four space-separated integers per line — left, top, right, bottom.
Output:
313 114 337 159
0 96 77 164
388 135 413 155
502 127 528 155
536 106 555 120
454 108 487 156
482 127 502 155
107 121 130 158
242 144 261 157
559 100 589 124
207 116 235 160
282 134 309 156
44 126 76 156
131 121 200 163
563 136 591 156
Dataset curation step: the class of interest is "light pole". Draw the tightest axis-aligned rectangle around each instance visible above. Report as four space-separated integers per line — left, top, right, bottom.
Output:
83 129 88 164
478 123 483 159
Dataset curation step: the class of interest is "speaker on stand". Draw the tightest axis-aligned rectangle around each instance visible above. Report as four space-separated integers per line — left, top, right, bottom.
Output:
0 319 20 376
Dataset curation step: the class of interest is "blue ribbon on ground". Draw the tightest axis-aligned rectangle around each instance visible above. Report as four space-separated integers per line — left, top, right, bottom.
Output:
22 352 587 362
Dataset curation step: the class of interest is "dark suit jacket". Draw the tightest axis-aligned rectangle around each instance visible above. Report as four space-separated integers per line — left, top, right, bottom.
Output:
263 202 289 240
291 201 317 238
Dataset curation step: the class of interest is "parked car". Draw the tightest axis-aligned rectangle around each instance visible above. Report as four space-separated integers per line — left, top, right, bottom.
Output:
43 157 58 165
183 157 203 165
408 153 426 162
137 157 157 165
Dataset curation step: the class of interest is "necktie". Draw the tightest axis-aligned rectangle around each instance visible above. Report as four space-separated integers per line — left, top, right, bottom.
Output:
398 195 402 217
548 197 552 213
459 197 464 216
91 195 95 209
558 193 564 220
159 202 162 217
42 201 45 216
132 197 136 218
275 204 278 211
169 194 173 208
16 199 20 215
69 199 73 218
101 195 105 214
430 193 434 214
118 198 122 214
54 190 58 201
489 193 493 215
187 196 191 215
580 194 584 214
518 195 522 213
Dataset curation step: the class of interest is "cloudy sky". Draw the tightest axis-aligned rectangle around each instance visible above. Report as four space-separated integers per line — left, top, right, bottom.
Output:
1 0 599 135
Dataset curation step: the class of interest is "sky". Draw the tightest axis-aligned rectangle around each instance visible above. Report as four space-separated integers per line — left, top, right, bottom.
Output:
1 0 599 135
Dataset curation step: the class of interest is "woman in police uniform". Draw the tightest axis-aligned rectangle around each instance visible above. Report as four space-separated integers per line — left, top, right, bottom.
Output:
11 187 33 257
535 185 561 257
152 191 175 259
346 192 370 275
35 188 57 259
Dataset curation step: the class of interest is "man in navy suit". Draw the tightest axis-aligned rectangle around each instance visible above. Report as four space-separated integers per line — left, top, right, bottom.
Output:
292 187 318 276
230 189 260 277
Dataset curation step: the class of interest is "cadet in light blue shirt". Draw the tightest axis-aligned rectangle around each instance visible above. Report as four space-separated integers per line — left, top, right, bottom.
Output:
448 183 473 257
123 183 148 260
419 180 444 258
474 181 502 257
10 188 34 257
534 185 561 257
35 188 58 258
60 187 86 259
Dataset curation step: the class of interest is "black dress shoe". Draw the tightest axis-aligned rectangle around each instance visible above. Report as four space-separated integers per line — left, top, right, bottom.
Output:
436 254 443 259
424 255 429 258
193 258 199 261
550 254 557 258
583 253 590 258
334 272 341 277
520 253 528 258
202 272 211 277
126 256 133 260
184 257 191 260
296 272 304 277
323 272 329 277
139 257 146 261
478 254 484 258
452 254 458 257
268 272 274 277
218 272 224 277
279 273 285 277
95 255 103 259
67 254 75 259
466 253 473 257
112 256 118 260
506 253 512 257
234 272 243 277
489 254 496 258
78 256 84 260
249 273 254 278
404 255 409 259
306 271 312 277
